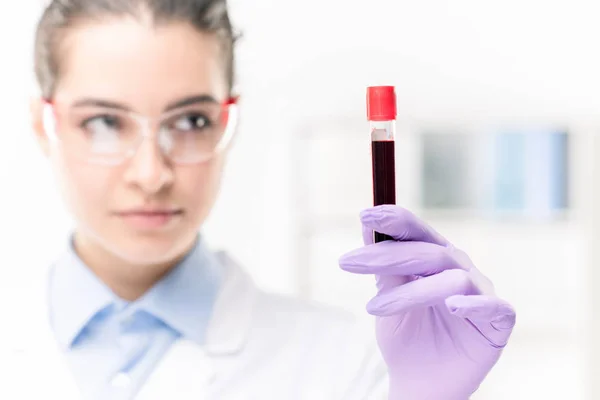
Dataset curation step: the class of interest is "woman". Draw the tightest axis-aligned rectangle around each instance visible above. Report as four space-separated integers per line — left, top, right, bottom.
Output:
4 0 516 398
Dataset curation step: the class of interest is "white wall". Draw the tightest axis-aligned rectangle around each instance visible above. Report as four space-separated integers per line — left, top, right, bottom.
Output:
219 0 600 291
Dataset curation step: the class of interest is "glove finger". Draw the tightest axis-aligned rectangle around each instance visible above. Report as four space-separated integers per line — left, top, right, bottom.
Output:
360 205 448 246
363 227 411 290
362 225 374 246
339 240 466 276
360 219 470 294
366 269 480 316
375 274 413 292
445 295 516 347
445 295 516 327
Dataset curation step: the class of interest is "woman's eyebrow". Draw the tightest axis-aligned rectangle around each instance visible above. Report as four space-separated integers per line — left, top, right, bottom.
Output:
69 94 218 112
164 94 218 112
71 98 130 111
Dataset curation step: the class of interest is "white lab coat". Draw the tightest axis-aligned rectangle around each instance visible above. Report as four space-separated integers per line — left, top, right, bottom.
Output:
0 252 388 399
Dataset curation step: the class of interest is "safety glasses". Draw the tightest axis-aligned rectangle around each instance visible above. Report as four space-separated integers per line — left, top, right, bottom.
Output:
42 96 239 166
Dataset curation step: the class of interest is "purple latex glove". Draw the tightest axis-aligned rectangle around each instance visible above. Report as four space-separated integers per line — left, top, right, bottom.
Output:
339 205 516 400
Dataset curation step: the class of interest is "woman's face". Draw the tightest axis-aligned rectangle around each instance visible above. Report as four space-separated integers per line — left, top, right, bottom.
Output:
34 18 231 265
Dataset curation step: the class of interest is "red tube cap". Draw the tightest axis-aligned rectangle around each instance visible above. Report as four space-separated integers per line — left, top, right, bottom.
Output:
367 86 397 121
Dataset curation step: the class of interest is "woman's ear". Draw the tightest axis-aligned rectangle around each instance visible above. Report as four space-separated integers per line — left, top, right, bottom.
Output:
30 97 50 157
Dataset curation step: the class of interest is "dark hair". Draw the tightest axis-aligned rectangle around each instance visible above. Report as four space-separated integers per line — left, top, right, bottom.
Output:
34 0 238 98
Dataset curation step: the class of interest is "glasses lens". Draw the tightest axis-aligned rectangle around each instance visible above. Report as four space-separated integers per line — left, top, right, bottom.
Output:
61 107 141 163
160 103 233 163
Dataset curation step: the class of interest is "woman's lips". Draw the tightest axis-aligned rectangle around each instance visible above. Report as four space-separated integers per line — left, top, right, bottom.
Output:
116 209 183 230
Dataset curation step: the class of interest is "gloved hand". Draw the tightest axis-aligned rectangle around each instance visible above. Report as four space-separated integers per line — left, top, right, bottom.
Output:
339 205 516 400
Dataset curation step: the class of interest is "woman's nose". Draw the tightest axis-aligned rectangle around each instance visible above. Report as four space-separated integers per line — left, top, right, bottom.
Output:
123 138 174 194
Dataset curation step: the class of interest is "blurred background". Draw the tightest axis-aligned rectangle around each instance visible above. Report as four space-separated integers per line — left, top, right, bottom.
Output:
2 0 600 398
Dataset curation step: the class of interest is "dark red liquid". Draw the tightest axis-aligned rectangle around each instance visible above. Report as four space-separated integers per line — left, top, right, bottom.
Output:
371 140 396 243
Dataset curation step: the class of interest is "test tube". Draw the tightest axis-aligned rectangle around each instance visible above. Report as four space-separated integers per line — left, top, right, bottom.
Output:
367 86 397 243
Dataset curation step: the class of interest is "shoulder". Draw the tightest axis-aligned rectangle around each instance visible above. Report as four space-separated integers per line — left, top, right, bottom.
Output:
251 289 380 362
216 251 376 345
250 290 389 398
255 290 359 326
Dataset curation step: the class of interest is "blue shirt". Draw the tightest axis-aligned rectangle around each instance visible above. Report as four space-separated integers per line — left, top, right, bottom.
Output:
48 237 223 400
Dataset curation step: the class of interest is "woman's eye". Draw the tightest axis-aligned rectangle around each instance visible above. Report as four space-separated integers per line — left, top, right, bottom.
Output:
82 115 121 135
172 114 211 132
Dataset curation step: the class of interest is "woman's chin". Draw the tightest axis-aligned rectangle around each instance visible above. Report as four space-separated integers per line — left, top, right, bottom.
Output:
89 229 196 267
119 239 193 265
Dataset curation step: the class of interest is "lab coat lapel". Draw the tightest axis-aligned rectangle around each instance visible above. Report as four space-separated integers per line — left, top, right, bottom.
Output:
205 252 258 355
134 339 215 399
134 253 258 399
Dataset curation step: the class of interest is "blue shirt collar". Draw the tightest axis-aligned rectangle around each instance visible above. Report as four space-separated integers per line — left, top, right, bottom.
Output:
49 236 222 349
